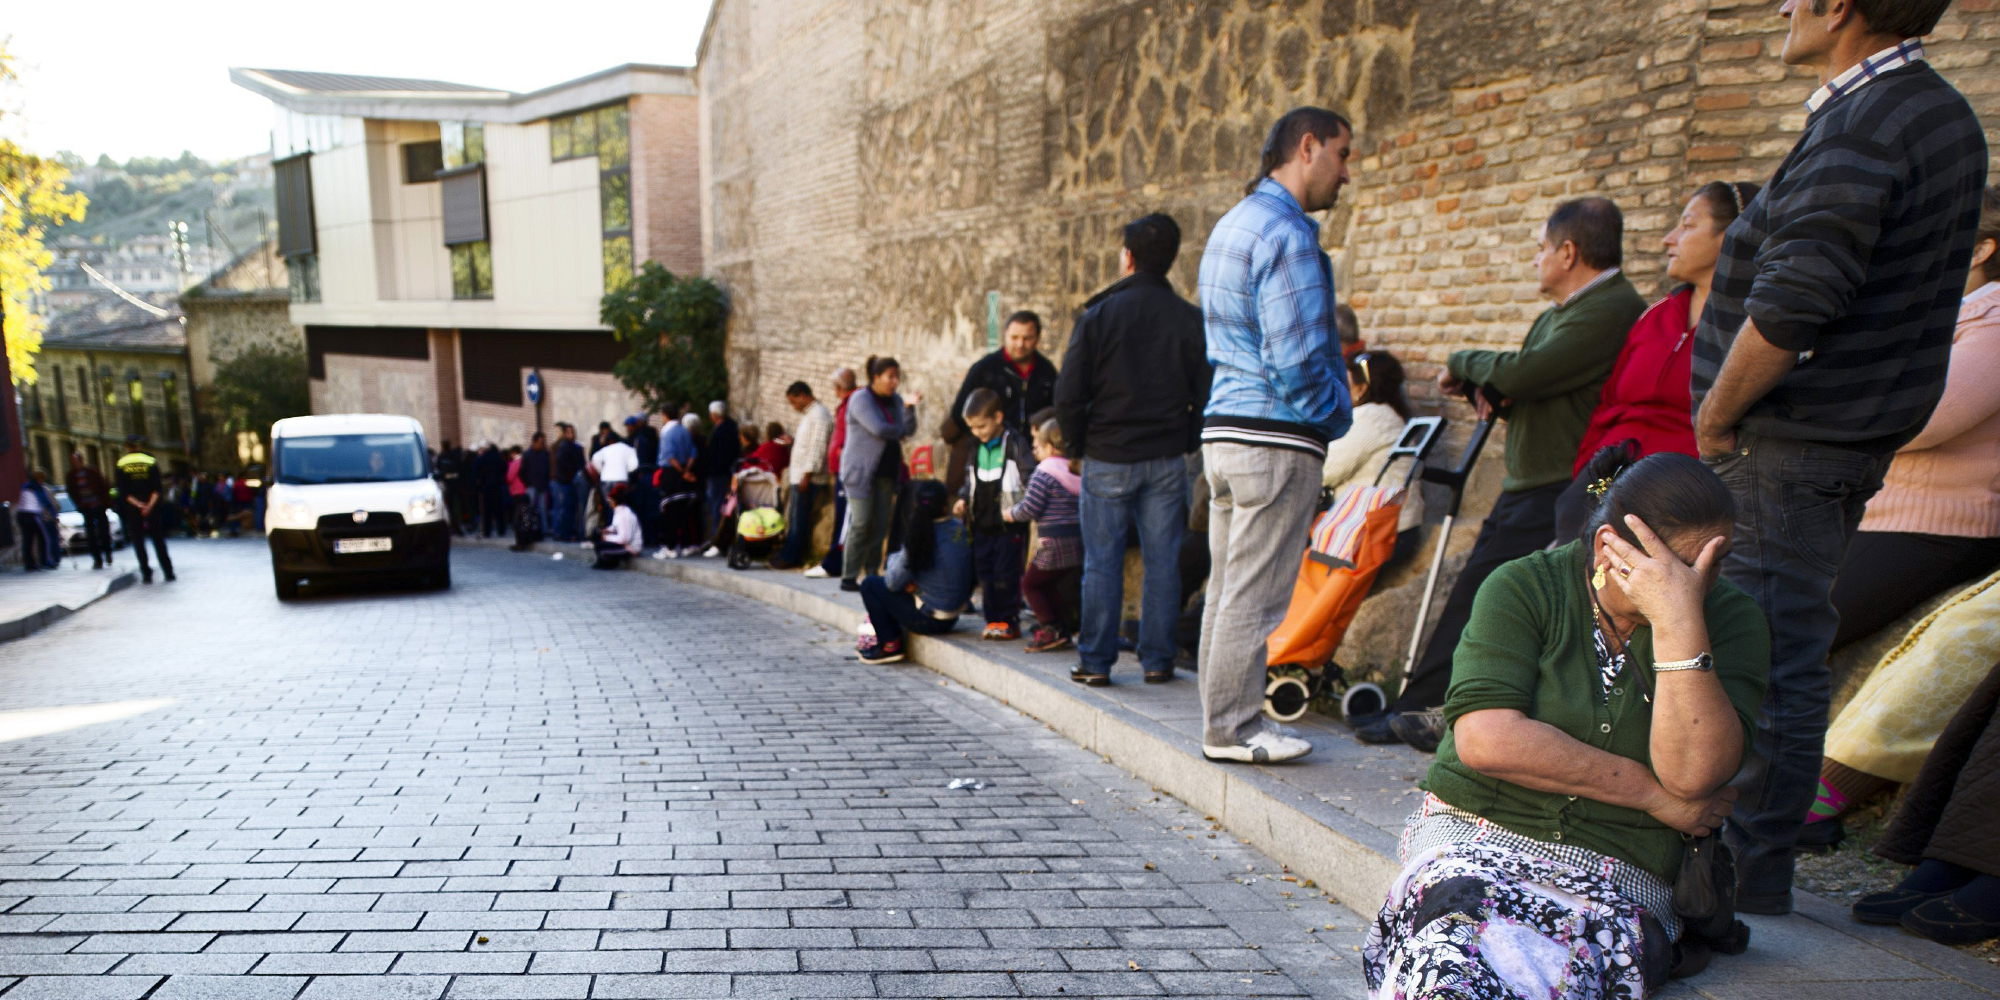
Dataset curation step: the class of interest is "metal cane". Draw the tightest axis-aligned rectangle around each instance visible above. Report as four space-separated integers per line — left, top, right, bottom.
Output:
1398 416 1495 696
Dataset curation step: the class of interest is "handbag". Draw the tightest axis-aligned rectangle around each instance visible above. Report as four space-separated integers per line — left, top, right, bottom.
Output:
1668 833 1751 977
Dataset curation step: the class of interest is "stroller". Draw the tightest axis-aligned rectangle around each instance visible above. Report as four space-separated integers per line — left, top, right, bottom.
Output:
708 460 782 565
1261 417 1444 722
729 506 786 569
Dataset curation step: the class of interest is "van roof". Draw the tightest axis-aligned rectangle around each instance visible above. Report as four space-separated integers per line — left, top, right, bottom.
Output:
272 414 426 438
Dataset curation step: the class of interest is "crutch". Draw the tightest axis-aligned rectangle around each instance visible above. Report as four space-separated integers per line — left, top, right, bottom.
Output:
1398 415 1496 697
1326 416 1447 719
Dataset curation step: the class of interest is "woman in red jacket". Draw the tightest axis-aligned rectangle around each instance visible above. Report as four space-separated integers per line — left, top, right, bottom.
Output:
1553 180 1762 539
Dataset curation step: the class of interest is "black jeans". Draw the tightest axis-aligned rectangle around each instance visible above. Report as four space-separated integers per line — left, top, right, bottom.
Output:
776 481 818 567
1392 481 1565 713
78 507 113 565
1829 530 2000 651
120 509 175 579
818 485 848 575
972 530 1028 627
859 575 960 645
1712 432 1890 905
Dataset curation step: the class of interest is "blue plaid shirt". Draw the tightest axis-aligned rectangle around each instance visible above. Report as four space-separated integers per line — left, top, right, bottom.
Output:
1805 38 1924 113
1196 178 1350 454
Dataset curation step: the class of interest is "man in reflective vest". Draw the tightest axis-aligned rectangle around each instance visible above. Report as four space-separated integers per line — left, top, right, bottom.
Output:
115 437 176 583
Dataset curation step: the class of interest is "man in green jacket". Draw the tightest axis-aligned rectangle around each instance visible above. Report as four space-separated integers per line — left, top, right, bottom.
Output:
1360 197 1645 749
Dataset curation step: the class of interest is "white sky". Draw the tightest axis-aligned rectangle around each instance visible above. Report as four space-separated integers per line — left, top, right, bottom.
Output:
1 0 715 163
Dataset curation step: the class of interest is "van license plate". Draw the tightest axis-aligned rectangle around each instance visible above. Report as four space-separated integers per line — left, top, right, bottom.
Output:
334 536 393 554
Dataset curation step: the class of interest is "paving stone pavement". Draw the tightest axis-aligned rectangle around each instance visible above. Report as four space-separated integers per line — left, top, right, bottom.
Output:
0 538 1368 999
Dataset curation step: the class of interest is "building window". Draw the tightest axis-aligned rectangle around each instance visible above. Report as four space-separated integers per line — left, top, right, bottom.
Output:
441 122 485 169
162 373 183 444
76 366 89 405
290 253 321 303
127 375 148 440
451 241 493 300
550 104 627 164
403 140 444 183
53 368 68 427
98 367 114 411
34 436 54 478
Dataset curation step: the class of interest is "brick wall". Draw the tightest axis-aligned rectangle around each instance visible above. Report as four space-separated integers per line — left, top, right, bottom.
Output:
701 0 1999 453
631 93 705 278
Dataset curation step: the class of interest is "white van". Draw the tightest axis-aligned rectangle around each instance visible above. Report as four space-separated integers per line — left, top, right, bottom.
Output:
265 414 450 599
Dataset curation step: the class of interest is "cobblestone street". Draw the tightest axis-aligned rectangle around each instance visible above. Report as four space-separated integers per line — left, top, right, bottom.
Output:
0 539 1365 999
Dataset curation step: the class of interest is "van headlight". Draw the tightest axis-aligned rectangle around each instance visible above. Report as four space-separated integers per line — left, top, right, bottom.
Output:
269 500 315 531
406 494 442 524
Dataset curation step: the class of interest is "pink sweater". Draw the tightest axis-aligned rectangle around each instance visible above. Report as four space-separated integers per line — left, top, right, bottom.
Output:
1860 282 2000 538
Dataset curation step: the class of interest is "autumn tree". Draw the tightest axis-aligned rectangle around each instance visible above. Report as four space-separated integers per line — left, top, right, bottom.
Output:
0 45 90 383
602 261 729 413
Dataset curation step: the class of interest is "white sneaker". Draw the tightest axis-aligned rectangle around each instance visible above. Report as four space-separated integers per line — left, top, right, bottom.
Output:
701 546 721 558
802 566 831 578
1203 727 1313 764
651 547 671 560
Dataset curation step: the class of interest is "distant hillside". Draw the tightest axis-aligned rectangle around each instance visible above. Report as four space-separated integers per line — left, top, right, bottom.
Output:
49 151 272 259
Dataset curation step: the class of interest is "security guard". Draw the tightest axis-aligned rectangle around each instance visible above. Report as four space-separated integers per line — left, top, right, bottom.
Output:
115 436 176 583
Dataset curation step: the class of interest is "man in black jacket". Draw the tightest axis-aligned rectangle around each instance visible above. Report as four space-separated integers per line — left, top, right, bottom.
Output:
1055 213 1212 685
697 401 740 540
550 423 587 541
950 310 1058 439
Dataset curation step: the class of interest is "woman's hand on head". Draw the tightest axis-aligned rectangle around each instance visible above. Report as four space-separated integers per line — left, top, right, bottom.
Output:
1646 783 1737 837
1601 515 1725 626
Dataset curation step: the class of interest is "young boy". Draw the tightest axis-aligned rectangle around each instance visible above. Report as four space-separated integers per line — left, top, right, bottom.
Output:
957 388 1033 640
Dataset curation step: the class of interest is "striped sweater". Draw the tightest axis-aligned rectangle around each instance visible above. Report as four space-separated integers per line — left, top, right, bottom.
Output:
1008 459 1081 538
1691 60 1988 452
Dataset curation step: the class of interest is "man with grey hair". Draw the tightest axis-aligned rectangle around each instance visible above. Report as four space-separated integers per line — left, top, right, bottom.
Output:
772 380 834 570
806 367 861 578
697 400 740 542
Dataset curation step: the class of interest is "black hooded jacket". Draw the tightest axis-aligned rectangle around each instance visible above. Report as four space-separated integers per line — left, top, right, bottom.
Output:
1054 271 1211 464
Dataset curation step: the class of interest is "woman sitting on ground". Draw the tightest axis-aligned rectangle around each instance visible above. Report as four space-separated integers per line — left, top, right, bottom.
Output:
1367 448 1769 997
855 480 973 664
591 483 643 570
1320 349 1424 569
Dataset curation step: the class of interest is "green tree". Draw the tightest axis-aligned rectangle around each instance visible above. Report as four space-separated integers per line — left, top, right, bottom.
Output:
1 45 90 383
203 344 310 467
602 261 729 413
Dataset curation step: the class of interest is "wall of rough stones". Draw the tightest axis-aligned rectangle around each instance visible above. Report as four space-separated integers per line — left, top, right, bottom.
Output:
698 0 1999 674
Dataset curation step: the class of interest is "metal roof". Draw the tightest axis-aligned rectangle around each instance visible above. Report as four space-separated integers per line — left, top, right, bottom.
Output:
40 293 188 355
231 64 693 123
244 69 507 96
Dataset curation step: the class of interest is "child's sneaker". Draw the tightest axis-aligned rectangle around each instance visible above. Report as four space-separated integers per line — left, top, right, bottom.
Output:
1025 627 1072 653
857 639 905 664
982 622 1020 641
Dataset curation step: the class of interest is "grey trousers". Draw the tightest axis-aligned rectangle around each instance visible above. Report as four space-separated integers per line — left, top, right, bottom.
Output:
1198 442 1324 748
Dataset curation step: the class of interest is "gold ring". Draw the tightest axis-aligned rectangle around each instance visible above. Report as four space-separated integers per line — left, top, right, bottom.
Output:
1618 566 1631 578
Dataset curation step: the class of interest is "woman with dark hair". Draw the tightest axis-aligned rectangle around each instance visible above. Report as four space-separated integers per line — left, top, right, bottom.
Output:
838 356 920 590
1320 349 1424 564
855 480 974 664
1367 447 1769 996
591 482 642 570
1553 180 1761 541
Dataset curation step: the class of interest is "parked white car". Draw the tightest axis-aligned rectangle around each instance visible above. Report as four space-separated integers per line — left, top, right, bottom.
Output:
51 490 127 553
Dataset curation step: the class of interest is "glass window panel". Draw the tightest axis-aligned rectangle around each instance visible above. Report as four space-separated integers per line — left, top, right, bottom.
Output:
471 240 493 297
572 111 597 157
441 121 465 169
600 171 631 233
451 243 474 298
597 105 629 168
464 124 485 165
602 234 632 291
550 116 573 160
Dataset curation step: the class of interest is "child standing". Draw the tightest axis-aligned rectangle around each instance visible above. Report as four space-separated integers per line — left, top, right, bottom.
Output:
1004 416 1083 652
957 388 1034 640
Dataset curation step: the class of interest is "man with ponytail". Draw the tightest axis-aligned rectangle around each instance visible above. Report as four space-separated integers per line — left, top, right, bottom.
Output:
1193 107 1355 764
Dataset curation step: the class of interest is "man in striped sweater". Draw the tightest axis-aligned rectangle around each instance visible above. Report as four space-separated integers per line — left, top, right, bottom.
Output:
1690 0 1988 917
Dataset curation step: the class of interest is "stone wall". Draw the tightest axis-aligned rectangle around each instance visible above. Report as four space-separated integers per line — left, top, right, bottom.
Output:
699 0 2000 676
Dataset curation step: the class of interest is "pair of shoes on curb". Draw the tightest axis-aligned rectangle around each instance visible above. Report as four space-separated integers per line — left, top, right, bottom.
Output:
700 546 721 558
803 565 831 579
839 579 862 593
1025 628 1072 653
856 638 905 664
982 622 1019 641
1204 726 1313 764
1069 667 1110 687
1391 709 1445 753
651 546 678 560
1143 670 1175 684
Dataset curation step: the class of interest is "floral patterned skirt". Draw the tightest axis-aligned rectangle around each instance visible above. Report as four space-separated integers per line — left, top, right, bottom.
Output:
1364 841 1657 999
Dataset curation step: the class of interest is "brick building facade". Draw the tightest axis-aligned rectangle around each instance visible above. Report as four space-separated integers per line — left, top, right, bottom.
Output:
697 0 1998 442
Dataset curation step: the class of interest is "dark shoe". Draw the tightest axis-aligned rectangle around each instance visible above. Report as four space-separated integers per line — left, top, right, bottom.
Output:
163 572 176 582
840 579 861 593
1900 894 2000 946
1795 819 1845 855
767 559 798 571
1353 711 1404 745
1143 671 1175 684
1025 628 1072 653
1391 709 1446 753
857 640 905 665
1069 668 1110 687
90 560 103 570
1854 888 1948 926
1735 891 1793 916
141 570 153 584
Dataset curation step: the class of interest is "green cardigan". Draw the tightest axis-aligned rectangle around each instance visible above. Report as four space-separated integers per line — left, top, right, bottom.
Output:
1449 273 1646 492
1422 541 1770 881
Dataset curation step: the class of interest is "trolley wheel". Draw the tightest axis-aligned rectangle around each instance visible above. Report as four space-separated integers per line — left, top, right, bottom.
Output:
1340 682 1387 720
1264 672 1314 723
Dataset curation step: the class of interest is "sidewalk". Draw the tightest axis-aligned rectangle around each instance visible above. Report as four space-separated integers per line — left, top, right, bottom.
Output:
469 536 2000 998
0 557 137 642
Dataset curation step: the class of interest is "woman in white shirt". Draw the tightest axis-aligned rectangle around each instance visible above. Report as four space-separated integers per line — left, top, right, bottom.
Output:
592 483 644 570
1321 350 1424 568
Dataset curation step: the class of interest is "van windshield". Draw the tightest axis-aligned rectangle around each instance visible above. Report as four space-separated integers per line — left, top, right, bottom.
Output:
276 433 429 485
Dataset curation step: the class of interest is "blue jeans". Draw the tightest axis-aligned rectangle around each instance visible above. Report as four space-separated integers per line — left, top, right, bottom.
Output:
548 476 580 540
859 575 960 646
776 480 819 567
1078 456 1187 675
1712 431 1890 906
703 475 732 540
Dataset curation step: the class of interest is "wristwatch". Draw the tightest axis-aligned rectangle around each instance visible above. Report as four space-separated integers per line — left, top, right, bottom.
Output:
1655 652 1714 673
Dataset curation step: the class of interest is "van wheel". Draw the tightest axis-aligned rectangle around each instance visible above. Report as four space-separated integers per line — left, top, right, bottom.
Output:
274 573 300 601
431 565 452 590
